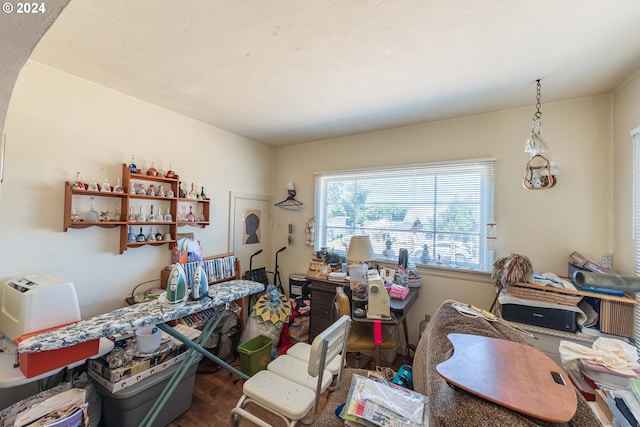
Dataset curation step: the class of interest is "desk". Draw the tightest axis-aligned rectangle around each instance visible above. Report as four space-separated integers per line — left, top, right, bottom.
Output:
17 279 264 427
307 276 419 359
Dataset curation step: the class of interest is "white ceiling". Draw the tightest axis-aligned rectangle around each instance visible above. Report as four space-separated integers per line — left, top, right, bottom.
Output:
29 0 640 146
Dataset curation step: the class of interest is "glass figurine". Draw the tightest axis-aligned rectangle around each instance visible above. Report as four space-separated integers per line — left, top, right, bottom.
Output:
85 197 99 222
71 205 80 222
186 206 196 222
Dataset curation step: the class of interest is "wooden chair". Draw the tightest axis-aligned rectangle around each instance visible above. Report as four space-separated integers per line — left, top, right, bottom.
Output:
335 286 396 368
230 315 351 427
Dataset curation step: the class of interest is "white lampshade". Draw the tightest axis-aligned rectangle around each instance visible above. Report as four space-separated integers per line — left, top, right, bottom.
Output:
346 236 375 263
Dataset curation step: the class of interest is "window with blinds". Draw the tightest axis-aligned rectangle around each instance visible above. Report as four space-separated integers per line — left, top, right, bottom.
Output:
633 127 640 275
314 159 496 272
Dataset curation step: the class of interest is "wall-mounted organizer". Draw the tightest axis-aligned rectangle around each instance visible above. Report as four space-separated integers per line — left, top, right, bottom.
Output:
63 164 210 253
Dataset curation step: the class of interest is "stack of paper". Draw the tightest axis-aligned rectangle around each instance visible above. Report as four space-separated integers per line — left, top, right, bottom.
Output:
14 388 88 427
340 374 428 426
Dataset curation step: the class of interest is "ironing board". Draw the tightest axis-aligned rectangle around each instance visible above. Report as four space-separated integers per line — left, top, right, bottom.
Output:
17 279 264 427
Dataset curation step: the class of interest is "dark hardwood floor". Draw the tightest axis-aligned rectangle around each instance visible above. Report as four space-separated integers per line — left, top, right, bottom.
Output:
167 352 411 427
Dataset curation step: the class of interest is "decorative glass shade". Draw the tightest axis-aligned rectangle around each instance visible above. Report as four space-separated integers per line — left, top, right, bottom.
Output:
346 235 375 263
524 119 548 157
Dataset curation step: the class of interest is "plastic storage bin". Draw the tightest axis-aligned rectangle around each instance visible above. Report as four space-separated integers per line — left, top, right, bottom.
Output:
93 354 201 427
237 335 273 376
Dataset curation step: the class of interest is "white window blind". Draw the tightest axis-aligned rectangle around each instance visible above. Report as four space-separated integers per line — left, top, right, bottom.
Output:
314 159 496 272
633 127 640 275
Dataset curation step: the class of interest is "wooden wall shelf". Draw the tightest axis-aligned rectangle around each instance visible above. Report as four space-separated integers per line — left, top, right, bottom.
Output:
63 164 210 254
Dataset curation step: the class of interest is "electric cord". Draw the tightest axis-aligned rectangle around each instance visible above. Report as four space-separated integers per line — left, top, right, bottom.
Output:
444 299 538 340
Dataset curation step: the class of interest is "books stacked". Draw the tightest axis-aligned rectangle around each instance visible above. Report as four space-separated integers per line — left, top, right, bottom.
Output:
340 374 428 427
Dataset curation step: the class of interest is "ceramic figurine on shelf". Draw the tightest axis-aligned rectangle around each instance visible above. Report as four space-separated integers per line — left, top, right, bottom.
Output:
114 208 121 221
88 177 99 192
164 210 173 222
129 181 136 194
113 178 124 193
148 205 156 221
137 183 147 195
147 162 158 177
100 178 111 193
129 155 138 174
128 207 135 221
71 172 85 190
165 162 176 178
146 184 155 196
157 185 165 197
166 187 174 198
137 206 146 222
163 228 172 241
200 186 208 200
155 228 163 241
100 211 110 222
148 227 157 241
136 227 146 242
188 183 198 199
127 226 136 242
178 181 185 198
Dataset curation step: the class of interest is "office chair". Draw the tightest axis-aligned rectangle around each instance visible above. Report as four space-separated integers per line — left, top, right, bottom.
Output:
335 286 396 368
230 315 351 427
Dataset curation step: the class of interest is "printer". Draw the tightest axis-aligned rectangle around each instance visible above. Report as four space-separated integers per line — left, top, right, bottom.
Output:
0 274 81 341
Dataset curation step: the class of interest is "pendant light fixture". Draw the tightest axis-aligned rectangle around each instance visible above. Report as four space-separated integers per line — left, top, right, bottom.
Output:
524 79 548 157
523 79 559 190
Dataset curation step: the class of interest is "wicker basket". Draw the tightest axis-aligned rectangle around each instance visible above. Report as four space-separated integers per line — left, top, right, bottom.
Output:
506 286 582 306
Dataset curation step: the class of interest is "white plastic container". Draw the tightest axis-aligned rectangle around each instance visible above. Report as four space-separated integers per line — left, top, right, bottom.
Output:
135 326 161 353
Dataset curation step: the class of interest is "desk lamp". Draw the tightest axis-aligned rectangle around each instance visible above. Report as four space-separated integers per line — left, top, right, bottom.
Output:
346 236 375 298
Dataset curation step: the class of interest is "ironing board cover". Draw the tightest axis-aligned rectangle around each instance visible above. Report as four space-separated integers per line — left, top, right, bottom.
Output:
18 280 264 353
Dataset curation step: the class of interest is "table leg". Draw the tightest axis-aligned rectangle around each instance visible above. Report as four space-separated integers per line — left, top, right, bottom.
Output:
402 317 410 357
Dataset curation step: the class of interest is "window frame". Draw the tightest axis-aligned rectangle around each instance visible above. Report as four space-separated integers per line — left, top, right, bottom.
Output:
314 158 496 272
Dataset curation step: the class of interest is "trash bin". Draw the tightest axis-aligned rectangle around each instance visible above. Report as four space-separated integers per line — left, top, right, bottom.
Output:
237 335 273 376
289 273 309 298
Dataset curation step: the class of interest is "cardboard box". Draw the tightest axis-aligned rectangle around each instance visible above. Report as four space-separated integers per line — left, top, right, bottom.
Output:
14 326 99 378
88 350 190 393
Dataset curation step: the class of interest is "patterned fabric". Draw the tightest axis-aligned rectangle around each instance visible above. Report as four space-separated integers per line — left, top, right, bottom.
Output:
18 280 264 353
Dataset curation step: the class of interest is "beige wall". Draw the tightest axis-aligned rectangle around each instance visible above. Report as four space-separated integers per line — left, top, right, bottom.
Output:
1 61 274 317
273 96 614 346
613 69 640 274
